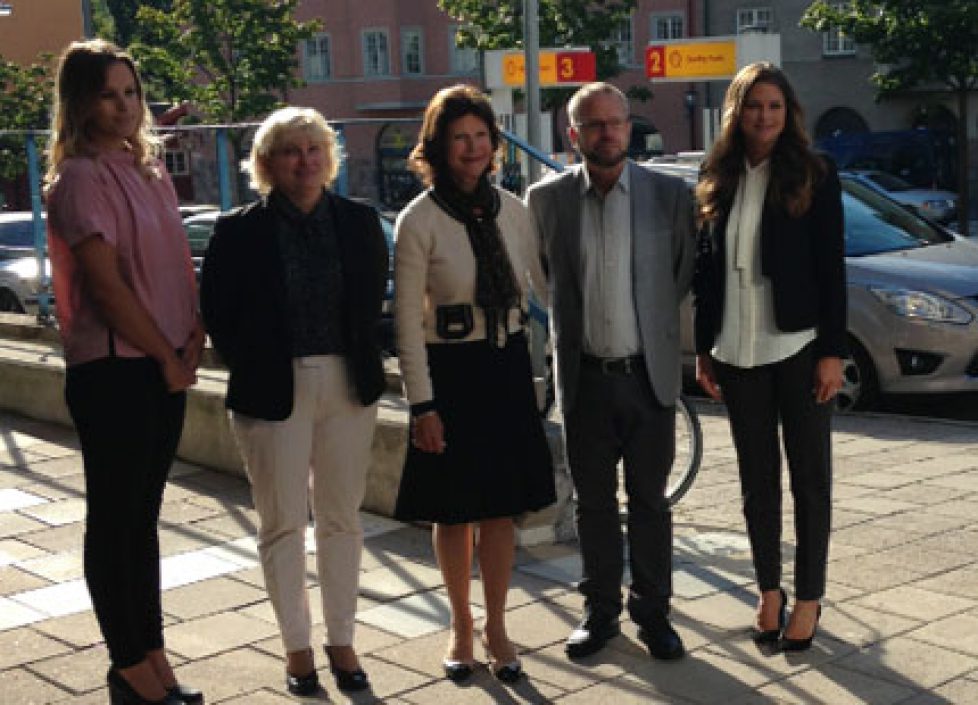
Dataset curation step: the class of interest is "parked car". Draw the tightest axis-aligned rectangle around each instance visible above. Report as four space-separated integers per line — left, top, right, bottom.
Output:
651 162 978 410
0 255 47 314
0 211 45 260
843 169 957 224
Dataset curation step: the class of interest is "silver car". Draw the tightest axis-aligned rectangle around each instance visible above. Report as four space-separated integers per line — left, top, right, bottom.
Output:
844 169 957 224
671 166 978 410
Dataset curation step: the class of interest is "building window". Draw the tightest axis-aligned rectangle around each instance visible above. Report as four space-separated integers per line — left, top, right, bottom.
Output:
302 33 331 82
822 3 856 56
606 16 634 66
165 150 189 176
401 28 424 76
362 28 391 77
650 13 685 40
0 2 12 16
449 25 479 74
736 7 773 33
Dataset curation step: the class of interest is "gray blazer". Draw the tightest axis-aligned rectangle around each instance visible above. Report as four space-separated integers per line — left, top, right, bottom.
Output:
526 160 695 412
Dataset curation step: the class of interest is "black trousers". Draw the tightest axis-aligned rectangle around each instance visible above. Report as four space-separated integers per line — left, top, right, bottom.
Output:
564 362 675 626
66 357 186 668
714 344 832 600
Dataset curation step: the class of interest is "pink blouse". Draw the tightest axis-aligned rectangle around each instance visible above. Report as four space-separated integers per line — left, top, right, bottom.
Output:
47 151 197 366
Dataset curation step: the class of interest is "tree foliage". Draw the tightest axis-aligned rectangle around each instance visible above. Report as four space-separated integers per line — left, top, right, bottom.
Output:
130 0 319 126
0 55 53 181
437 0 644 108
801 0 978 232
105 0 172 46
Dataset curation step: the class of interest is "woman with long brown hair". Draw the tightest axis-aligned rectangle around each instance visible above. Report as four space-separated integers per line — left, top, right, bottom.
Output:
45 39 204 704
693 62 846 651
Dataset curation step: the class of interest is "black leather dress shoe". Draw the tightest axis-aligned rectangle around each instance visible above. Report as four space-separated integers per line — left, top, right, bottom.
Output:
565 613 620 658
637 615 685 660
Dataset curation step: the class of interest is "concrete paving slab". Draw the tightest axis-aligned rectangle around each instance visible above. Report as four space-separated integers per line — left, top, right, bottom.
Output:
33 610 104 648
909 613 978 657
161 575 267 621
0 626 72 671
26 644 110 696
0 487 49 512
401 671 563 705
164 611 280 659
751 660 921 704
831 636 977 689
0 565 50 595
357 591 484 639
819 602 922 648
0 666 72 704
912 566 978 600
10 579 91 618
849 585 976 622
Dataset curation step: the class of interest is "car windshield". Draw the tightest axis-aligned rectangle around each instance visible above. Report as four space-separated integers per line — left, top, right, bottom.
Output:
866 172 913 192
842 177 952 257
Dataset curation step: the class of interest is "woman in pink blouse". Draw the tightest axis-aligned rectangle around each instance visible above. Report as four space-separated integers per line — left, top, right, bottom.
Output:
45 40 204 705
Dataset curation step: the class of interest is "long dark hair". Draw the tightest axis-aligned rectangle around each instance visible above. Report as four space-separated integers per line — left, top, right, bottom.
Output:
409 84 500 188
696 62 824 223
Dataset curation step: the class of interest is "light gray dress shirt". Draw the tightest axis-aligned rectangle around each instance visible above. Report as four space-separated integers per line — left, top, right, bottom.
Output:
579 165 642 358
713 159 815 368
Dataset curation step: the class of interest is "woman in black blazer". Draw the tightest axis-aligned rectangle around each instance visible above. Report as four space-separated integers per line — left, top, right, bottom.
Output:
201 107 387 696
693 63 846 652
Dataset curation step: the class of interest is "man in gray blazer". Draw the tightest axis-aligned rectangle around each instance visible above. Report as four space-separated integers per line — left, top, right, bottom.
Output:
526 82 695 661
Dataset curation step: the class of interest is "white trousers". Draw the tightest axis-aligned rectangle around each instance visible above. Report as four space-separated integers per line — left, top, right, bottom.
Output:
232 356 378 652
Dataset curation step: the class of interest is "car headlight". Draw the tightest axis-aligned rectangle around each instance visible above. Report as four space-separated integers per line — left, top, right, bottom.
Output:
869 286 973 324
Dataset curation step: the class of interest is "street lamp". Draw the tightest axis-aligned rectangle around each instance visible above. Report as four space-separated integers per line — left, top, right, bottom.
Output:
684 86 697 150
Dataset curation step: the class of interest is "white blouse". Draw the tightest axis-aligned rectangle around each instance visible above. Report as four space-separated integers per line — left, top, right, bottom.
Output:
712 159 815 368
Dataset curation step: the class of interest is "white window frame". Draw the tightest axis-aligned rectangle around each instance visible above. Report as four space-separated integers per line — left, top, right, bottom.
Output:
302 32 331 82
736 7 773 33
164 150 189 177
606 15 634 67
650 12 685 40
401 27 424 76
822 3 856 56
449 25 479 74
362 28 391 77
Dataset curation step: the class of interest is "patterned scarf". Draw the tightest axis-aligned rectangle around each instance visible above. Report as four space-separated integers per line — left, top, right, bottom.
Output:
430 175 520 347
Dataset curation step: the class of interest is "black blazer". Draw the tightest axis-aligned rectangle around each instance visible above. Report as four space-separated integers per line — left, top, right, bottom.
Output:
693 157 848 360
200 193 388 420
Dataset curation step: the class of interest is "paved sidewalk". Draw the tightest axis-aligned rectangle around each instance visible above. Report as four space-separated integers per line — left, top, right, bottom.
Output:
1 402 977 704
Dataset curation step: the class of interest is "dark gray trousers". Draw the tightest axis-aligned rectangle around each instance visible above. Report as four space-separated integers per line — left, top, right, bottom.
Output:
714 343 833 600
564 362 675 626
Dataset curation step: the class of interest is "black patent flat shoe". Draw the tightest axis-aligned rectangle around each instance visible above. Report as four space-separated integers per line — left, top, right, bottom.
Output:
285 669 320 697
481 634 522 683
779 604 822 652
750 587 788 644
325 646 370 692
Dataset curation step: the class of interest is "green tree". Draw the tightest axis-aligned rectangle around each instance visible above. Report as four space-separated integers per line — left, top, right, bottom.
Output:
437 0 645 111
0 55 53 184
801 0 978 234
104 0 172 46
129 0 319 198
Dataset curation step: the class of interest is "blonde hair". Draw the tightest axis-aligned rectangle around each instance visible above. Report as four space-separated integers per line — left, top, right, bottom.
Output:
247 107 344 194
45 39 159 186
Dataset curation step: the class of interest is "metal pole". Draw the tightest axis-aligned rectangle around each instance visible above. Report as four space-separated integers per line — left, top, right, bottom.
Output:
81 0 93 38
25 133 50 321
334 124 348 197
215 127 232 211
523 0 541 186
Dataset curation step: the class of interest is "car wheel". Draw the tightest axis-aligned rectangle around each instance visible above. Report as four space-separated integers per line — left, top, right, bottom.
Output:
0 288 26 314
837 338 878 411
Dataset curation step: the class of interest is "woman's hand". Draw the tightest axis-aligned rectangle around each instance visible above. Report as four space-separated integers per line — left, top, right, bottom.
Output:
161 354 196 393
696 354 722 401
412 411 446 454
180 317 206 372
814 356 844 404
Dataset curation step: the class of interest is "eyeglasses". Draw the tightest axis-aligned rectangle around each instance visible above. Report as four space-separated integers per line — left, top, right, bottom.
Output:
573 117 628 133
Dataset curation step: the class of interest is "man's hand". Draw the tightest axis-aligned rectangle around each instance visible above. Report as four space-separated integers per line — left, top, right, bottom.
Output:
696 354 722 401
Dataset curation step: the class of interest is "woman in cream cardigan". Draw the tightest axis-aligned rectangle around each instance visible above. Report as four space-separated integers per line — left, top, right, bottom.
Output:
393 84 556 683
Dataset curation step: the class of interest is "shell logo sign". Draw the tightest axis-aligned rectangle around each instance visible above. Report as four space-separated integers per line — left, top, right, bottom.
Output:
485 49 596 89
646 40 737 80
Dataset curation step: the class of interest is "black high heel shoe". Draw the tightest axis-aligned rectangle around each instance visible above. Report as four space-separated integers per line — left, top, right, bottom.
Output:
750 588 788 644
481 634 522 684
779 604 822 652
165 683 204 704
107 669 182 705
324 645 370 692
442 657 475 682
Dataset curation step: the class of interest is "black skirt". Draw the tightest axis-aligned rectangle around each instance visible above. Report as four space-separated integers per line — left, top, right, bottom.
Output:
394 332 556 525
